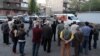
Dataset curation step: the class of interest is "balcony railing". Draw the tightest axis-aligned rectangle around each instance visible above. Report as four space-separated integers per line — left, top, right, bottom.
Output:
3 0 20 3
20 7 28 11
3 4 20 10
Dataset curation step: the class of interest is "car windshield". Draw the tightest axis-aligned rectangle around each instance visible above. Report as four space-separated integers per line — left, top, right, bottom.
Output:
0 16 7 19
68 16 78 20
29 16 37 20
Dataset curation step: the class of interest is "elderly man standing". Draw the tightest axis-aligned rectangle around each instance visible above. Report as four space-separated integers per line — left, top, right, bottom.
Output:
1 21 10 45
60 25 74 56
73 27 83 56
56 21 64 46
70 21 79 34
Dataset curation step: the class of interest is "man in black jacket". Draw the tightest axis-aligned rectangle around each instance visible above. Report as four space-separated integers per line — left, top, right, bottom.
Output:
42 22 53 53
51 21 57 41
1 21 10 45
88 24 94 50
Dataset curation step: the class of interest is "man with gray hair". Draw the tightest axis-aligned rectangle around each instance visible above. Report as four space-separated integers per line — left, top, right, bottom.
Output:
60 24 74 56
56 21 64 46
70 21 79 34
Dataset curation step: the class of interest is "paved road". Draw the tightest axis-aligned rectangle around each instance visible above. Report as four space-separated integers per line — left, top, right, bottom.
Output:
0 24 100 56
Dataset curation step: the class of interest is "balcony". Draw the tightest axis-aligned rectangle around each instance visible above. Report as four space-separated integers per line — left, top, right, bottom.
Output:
3 0 20 4
3 4 20 10
20 7 28 11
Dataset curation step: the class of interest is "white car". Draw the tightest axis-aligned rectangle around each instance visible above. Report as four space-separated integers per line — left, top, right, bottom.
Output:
0 16 8 23
54 13 80 25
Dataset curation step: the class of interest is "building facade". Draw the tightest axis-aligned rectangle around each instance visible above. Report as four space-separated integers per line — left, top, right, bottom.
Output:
0 0 28 16
63 0 90 12
46 0 63 14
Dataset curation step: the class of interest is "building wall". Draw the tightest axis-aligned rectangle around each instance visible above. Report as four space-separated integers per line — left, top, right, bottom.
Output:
0 10 22 16
0 0 3 8
0 0 28 16
46 0 63 14
0 10 6 15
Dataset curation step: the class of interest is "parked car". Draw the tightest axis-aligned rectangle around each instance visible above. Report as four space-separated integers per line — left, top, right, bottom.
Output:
0 16 8 24
29 16 38 20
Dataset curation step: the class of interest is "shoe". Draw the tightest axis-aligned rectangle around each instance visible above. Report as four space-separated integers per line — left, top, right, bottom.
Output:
13 49 16 53
89 48 91 50
93 47 97 49
20 54 24 56
6 42 11 45
47 50 51 53
44 48 46 51
13 51 16 53
54 40 56 42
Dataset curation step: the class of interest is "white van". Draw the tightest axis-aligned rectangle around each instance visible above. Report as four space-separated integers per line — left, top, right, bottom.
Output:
54 14 80 25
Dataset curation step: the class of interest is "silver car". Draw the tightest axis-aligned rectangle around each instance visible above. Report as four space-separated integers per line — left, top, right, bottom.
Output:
0 16 8 23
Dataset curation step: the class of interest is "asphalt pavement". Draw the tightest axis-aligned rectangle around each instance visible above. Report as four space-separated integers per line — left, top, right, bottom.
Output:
0 23 100 56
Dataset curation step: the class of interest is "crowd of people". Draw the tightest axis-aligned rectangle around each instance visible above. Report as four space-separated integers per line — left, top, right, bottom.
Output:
0 16 99 56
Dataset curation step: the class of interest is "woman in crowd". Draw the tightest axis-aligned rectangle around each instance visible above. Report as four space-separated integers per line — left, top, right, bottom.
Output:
18 24 26 56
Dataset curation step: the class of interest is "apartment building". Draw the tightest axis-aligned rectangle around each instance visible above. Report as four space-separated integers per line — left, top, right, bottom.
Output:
0 0 28 16
46 0 63 14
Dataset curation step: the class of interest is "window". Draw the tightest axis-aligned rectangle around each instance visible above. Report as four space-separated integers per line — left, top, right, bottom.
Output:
68 16 78 20
16 4 20 7
68 17 72 20
23 0 28 2
0 16 7 19
21 3 28 8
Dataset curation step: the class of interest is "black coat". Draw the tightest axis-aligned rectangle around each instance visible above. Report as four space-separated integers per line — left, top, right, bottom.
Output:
42 25 53 39
51 22 57 33
1 22 10 33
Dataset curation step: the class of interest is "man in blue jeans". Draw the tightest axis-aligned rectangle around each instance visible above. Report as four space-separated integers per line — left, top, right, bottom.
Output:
18 24 26 56
80 22 91 55
32 24 42 56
